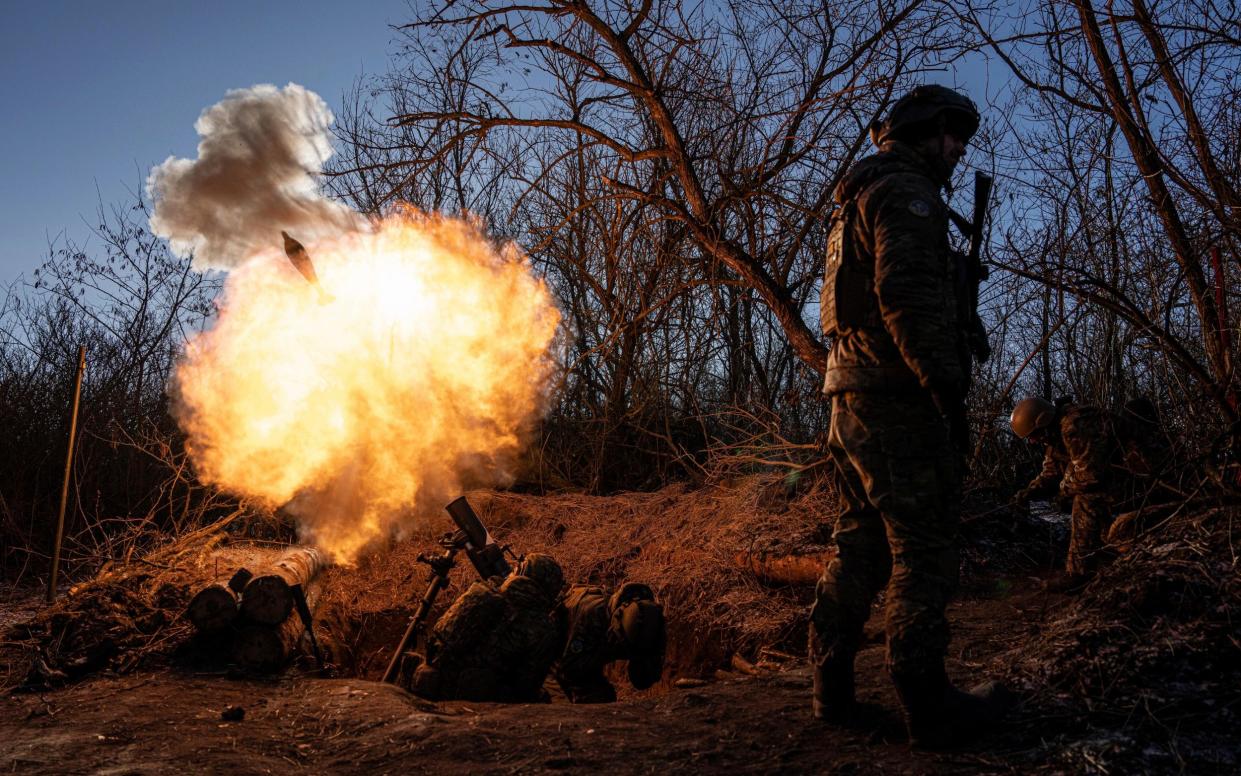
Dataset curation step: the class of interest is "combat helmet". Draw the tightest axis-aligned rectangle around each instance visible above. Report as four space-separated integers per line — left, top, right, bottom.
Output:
871 85 980 146
514 552 564 601
1010 396 1057 439
608 583 665 690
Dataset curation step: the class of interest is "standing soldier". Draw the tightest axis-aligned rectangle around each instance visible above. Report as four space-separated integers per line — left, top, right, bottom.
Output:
1010 396 1165 588
811 85 1009 747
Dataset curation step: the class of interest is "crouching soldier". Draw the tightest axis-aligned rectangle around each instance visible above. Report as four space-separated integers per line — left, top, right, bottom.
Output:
411 553 564 702
553 583 666 703
1010 396 1164 587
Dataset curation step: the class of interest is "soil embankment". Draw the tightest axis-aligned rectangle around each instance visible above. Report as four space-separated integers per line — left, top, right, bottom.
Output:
3 483 1238 773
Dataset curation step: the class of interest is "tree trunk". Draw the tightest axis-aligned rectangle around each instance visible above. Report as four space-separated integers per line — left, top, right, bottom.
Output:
185 567 253 633
186 583 239 633
239 547 329 626
733 549 835 586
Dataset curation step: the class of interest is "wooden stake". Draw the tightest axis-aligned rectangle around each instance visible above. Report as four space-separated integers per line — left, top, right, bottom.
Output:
48 346 85 604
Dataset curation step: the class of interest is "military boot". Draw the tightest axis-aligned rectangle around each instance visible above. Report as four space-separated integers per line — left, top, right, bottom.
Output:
892 665 1013 748
811 651 856 724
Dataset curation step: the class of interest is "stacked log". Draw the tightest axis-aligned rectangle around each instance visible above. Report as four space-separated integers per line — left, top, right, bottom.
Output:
233 547 328 670
183 546 330 673
239 547 328 625
186 568 253 633
233 583 321 672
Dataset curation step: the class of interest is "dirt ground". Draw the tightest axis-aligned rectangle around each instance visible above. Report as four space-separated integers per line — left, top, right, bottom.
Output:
4 487 1238 774
2 580 1070 775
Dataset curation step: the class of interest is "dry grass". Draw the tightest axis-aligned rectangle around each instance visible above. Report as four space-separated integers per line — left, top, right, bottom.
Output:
0 514 285 691
471 473 835 668
2 474 840 689
998 502 1241 773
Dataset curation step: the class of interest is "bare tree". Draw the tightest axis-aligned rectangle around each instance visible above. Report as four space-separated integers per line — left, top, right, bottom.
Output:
961 0 1240 427
0 193 222 580
330 0 979 487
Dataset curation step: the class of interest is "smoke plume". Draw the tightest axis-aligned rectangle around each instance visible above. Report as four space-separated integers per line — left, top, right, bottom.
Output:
153 85 563 563
147 83 365 269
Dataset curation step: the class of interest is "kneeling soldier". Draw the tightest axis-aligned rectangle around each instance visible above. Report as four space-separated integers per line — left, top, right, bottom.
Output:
411 553 564 702
554 582 666 703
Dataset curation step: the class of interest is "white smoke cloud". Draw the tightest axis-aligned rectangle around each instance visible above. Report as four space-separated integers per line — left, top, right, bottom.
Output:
147 83 366 270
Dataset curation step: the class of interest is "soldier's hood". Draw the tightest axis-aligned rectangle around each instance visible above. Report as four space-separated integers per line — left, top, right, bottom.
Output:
834 142 942 204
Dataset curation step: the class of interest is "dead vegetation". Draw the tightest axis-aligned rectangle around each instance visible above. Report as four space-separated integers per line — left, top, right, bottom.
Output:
475 475 835 670
5 471 1241 773
0 526 284 691
1 473 834 693
998 503 1241 773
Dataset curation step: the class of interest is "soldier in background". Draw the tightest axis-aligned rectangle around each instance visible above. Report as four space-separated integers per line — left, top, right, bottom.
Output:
811 84 1010 748
1010 396 1165 587
553 582 666 703
411 553 564 702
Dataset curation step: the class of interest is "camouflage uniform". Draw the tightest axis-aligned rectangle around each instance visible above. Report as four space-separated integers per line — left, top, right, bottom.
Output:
553 583 665 703
812 139 969 684
1016 404 1161 576
411 555 563 702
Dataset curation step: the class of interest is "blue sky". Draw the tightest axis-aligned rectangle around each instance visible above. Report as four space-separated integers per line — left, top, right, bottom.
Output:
1 2 1009 289
0 0 411 287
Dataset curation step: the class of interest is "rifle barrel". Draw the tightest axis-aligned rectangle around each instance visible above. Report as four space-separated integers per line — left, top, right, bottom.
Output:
969 172 993 262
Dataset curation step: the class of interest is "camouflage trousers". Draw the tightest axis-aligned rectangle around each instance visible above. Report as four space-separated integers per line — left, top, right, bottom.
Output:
810 391 961 679
1067 494 1113 577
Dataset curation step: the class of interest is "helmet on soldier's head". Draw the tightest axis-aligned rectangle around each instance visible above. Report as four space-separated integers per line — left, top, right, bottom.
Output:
608 582 655 612
1010 397 1057 439
514 553 564 600
604 583 664 689
618 600 665 690
871 85 980 147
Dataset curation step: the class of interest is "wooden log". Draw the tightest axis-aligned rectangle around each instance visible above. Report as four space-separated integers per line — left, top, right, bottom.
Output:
239 547 328 625
187 584 238 633
185 568 254 633
733 549 834 586
233 583 321 672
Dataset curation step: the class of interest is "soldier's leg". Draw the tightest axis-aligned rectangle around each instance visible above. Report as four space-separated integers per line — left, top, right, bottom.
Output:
1067 493 1112 578
842 394 959 682
809 393 892 721
1061 411 1117 579
844 394 1011 746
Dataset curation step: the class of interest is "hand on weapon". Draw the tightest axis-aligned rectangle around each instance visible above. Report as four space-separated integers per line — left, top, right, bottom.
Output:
381 497 513 684
950 173 993 364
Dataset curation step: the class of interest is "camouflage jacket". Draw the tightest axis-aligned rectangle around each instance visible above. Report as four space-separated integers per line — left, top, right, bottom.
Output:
1024 404 1162 501
822 142 967 396
421 576 561 702
553 585 620 701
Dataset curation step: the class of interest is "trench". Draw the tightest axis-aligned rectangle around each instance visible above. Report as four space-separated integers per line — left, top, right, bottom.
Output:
299 585 813 699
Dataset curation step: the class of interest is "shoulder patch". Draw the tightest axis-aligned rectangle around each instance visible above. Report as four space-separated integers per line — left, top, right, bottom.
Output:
907 199 931 217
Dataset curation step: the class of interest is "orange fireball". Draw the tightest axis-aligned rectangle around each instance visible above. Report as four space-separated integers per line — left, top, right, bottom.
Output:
174 208 561 563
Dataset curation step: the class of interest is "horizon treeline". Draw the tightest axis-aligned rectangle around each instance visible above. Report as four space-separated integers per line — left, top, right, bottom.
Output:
2 0 1237 581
